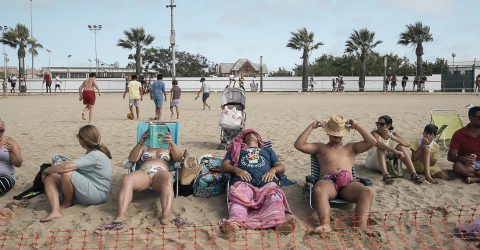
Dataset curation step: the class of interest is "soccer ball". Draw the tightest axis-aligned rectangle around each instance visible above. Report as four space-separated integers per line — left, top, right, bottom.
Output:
127 113 134 120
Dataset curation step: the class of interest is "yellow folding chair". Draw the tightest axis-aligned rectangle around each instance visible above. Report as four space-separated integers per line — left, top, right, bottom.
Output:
430 109 464 148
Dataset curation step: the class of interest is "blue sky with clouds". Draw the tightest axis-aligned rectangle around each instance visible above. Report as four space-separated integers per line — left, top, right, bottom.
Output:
1 0 479 72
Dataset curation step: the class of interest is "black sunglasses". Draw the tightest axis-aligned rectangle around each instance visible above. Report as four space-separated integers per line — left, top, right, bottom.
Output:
0 128 5 133
375 122 386 127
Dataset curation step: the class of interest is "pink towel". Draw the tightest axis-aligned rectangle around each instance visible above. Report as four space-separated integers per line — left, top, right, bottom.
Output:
226 128 264 167
219 182 291 229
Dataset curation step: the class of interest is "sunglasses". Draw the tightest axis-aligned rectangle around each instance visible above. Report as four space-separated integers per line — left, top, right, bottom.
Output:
375 122 386 127
0 128 4 133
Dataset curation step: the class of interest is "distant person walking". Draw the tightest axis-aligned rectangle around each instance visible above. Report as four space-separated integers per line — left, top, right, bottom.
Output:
150 74 167 121
229 74 236 88
123 74 143 120
195 77 211 110
390 74 397 92
170 80 182 119
475 74 480 93
78 73 101 123
309 77 316 92
238 74 245 90
2 79 7 98
43 73 51 93
10 74 17 93
401 75 408 92
54 74 63 93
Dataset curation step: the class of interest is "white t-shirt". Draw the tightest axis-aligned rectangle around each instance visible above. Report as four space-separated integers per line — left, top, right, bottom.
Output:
201 82 210 93
55 76 61 84
229 74 235 80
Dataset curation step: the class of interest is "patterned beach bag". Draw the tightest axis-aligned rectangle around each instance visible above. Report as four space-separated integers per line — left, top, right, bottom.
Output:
192 156 226 198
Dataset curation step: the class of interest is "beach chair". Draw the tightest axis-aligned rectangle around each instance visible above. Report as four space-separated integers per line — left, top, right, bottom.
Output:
304 155 373 208
125 122 181 197
430 109 464 148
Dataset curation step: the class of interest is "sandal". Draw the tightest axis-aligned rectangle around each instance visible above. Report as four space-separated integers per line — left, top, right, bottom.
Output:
383 174 395 185
410 173 425 184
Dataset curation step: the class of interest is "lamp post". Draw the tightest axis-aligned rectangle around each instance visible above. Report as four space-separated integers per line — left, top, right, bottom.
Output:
30 0 34 78
452 53 456 70
166 0 176 79
46 49 52 73
0 26 8 79
67 54 72 78
87 24 102 74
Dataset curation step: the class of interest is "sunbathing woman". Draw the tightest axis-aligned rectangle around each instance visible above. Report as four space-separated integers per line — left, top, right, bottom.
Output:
98 129 182 232
0 118 23 196
364 115 425 184
41 125 112 222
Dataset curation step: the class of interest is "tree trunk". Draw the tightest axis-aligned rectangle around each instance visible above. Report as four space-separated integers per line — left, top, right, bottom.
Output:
135 49 141 76
416 43 424 77
302 50 308 92
18 46 26 77
359 59 366 92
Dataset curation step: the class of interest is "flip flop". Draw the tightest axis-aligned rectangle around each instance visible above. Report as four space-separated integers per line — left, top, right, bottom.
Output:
383 174 395 185
410 173 425 184
94 221 126 235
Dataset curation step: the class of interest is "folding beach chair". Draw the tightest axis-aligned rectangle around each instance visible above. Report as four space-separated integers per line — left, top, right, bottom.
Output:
430 109 464 148
125 122 181 197
304 155 373 207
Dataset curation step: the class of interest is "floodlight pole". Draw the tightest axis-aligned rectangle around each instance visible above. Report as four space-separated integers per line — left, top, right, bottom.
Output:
260 56 263 92
166 0 176 79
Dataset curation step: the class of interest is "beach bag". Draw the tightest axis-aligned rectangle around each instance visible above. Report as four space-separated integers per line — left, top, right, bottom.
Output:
180 156 201 185
219 107 242 130
192 156 226 198
386 155 405 177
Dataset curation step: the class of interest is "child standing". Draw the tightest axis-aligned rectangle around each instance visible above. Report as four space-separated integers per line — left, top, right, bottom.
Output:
170 80 181 119
2 79 7 98
410 124 449 184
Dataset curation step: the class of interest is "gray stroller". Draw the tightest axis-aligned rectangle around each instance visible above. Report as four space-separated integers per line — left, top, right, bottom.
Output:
219 87 246 149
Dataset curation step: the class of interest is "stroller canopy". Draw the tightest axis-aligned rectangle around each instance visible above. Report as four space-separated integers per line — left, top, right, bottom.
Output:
221 88 246 109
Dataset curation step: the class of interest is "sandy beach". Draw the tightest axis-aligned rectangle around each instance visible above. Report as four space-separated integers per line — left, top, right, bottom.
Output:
0 92 479 249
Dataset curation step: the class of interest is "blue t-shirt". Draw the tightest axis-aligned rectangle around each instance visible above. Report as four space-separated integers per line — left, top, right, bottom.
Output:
151 81 165 99
224 146 279 187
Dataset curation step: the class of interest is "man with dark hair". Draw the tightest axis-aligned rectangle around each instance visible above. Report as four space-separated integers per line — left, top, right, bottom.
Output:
195 77 211 110
448 106 480 183
123 74 143 120
150 74 167 121
78 72 101 123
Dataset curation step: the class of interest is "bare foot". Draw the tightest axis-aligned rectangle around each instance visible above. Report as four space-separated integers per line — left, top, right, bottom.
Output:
354 227 382 238
81 112 86 120
160 216 169 225
276 214 296 234
221 221 241 234
60 202 73 209
425 176 439 184
309 224 332 235
465 177 480 184
0 209 13 218
40 211 62 223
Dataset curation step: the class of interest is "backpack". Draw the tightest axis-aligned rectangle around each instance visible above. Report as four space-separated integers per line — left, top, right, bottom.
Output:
192 156 226 198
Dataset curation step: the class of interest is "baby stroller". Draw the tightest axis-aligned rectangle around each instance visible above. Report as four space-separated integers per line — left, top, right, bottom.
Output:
219 87 246 149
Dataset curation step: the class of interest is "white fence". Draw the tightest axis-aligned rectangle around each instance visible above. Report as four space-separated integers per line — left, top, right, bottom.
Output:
18 75 443 93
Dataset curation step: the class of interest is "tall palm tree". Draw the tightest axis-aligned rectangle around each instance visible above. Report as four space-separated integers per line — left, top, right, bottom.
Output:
27 37 43 77
117 27 154 75
0 23 30 77
287 27 323 92
398 22 433 78
345 28 382 91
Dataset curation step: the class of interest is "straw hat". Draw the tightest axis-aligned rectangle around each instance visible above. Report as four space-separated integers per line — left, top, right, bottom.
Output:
324 115 350 137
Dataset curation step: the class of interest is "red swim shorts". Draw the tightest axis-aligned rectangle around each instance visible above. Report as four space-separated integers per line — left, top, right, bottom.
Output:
82 90 96 105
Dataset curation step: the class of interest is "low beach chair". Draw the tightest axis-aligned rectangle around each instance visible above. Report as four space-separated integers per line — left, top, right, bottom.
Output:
125 122 181 197
430 109 463 148
304 155 373 208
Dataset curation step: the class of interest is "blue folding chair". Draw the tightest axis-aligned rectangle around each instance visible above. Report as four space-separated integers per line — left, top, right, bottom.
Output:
304 155 372 207
125 122 181 197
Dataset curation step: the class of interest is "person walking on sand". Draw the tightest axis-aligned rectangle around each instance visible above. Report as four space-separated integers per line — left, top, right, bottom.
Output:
78 73 101 123
170 80 181 119
195 77 211 110
150 74 167 121
294 115 376 234
43 73 51 93
123 74 143 120
54 74 63 93
2 79 7 98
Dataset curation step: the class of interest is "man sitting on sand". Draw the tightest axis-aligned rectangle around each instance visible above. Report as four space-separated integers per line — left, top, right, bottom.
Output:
219 129 295 233
448 106 480 184
294 115 376 234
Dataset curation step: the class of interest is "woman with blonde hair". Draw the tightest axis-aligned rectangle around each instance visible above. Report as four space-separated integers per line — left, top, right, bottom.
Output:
41 125 112 222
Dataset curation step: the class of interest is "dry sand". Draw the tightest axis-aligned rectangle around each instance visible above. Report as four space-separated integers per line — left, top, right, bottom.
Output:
0 92 479 249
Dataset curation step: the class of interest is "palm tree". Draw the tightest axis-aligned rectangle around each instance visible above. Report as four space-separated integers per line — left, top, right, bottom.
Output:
345 28 382 91
117 27 154 75
287 28 323 92
27 37 43 77
0 24 31 77
398 22 433 78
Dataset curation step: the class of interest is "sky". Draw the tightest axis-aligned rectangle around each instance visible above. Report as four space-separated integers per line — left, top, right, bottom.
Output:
1 0 479 72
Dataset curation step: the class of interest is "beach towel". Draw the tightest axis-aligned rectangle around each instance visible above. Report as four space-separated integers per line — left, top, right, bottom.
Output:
220 181 291 229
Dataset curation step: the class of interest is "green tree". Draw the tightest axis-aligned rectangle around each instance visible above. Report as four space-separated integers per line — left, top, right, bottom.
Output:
398 21 433 77
27 37 43 77
0 23 31 77
269 67 293 77
345 28 382 91
286 27 323 91
117 27 154 76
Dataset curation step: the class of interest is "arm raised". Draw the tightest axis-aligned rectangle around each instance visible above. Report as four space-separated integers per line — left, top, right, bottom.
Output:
294 120 323 155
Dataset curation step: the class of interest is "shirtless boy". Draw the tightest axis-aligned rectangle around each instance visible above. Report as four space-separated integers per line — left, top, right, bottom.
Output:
294 115 376 233
78 73 101 123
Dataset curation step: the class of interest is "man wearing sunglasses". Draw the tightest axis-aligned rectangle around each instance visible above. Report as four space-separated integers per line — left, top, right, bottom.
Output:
448 106 480 184
0 118 23 195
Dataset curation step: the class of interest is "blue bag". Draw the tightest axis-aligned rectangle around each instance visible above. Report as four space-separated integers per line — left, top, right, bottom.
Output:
192 157 226 198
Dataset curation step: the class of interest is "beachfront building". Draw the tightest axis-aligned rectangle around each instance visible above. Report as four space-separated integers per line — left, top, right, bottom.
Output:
217 58 268 77
39 66 135 79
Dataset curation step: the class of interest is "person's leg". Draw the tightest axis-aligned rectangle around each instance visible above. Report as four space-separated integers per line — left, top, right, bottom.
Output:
311 180 337 233
420 148 438 184
170 106 174 118
151 171 173 224
157 106 162 121
453 162 477 178
41 173 63 222
175 106 179 119
88 105 94 123
135 102 140 120
396 145 424 183
339 182 374 229
117 171 149 221
129 104 134 119
375 148 390 176
59 172 74 208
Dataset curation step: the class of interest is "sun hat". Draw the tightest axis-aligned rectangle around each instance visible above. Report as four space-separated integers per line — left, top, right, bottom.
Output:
324 115 350 137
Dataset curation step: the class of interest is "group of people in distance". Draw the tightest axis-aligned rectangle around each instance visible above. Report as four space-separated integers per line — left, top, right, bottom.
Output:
2 97 480 234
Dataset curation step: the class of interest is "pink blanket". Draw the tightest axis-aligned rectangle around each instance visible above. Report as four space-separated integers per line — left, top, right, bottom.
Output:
220 181 291 229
